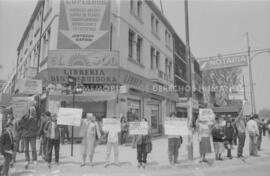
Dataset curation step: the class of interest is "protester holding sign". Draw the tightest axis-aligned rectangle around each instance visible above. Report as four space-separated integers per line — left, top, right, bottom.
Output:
104 116 120 167
38 112 51 161
132 118 152 169
167 112 182 165
79 113 101 167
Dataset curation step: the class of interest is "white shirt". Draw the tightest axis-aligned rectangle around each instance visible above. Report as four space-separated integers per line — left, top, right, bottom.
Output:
247 119 259 135
107 129 119 143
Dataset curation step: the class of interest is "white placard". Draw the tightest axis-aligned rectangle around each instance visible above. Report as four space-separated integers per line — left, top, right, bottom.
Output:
48 100 61 115
164 118 188 136
243 101 252 116
15 79 42 95
199 108 215 122
129 122 148 135
102 118 121 132
57 108 83 126
11 96 35 119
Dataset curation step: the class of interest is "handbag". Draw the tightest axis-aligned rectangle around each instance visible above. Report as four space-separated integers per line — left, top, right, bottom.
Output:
146 142 152 153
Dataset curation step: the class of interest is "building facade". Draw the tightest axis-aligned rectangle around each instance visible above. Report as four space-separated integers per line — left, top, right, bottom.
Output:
4 0 183 135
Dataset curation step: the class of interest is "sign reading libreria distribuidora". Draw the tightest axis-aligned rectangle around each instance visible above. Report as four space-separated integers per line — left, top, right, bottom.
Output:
58 0 110 49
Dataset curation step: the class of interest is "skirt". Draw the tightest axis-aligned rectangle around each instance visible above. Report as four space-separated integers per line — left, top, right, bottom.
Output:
81 134 97 156
199 137 212 155
213 142 225 154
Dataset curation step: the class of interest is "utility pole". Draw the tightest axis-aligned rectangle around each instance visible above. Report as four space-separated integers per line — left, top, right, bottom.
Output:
246 32 256 114
185 0 193 160
243 76 247 101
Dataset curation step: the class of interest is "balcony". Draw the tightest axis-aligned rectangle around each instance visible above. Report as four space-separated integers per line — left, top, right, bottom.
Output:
148 69 173 85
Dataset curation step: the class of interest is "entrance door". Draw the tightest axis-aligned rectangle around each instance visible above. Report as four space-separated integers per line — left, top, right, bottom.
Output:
150 104 159 134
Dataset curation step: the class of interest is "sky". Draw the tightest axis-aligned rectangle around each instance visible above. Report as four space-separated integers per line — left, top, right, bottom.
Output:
0 0 270 111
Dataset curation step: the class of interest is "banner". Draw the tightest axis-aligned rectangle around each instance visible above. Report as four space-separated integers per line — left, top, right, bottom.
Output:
58 0 111 49
11 96 35 119
102 118 120 132
164 118 188 136
198 55 248 71
243 101 252 116
199 108 215 122
14 79 42 95
129 122 148 135
57 107 83 126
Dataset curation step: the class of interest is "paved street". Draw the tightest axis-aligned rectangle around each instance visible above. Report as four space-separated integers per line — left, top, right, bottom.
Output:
6 134 270 176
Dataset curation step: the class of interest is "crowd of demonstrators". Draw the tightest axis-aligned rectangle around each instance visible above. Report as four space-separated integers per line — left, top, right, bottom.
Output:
167 112 182 165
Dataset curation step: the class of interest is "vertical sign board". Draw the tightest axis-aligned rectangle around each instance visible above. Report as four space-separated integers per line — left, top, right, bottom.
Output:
58 0 111 49
164 118 189 136
11 96 35 120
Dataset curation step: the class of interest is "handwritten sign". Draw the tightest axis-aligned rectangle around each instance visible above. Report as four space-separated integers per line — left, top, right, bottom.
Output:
129 122 148 135
15 79 42 95
11 96 35 119
164 118 188 136
102 118 120 132
57 108 83 126
243 100 252 116
199 108 215 122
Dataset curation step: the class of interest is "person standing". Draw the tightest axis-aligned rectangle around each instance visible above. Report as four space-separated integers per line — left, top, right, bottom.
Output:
104 116 120 167
167 112 181 165
196 119 212 163
223 120 234 159
59 125 70 145
132 118 152 169
19 106 39 169
246 115 259 156
120 116 128 145
262 119 266 136
79 113 101 167
254 114 263 151
44 114 60 168
234 111 246 158
0 122 15 176
212 117 225 160
38 112 51 161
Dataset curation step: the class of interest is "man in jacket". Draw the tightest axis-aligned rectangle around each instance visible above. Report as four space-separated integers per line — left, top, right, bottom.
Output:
247 115 259 156
38 111 51 161
19 106 39 169
44 114 60 168
0 122 14 176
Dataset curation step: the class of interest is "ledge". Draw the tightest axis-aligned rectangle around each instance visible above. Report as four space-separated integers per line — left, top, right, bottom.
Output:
128 57 145 69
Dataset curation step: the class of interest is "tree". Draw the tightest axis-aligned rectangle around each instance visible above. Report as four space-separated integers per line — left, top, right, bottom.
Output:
202 67 242 106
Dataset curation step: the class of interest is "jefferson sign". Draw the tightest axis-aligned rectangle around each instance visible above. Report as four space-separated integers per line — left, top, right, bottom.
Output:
198 55 248 70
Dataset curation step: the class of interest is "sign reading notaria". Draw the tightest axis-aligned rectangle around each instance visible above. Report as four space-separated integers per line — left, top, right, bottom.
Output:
198 55 248 70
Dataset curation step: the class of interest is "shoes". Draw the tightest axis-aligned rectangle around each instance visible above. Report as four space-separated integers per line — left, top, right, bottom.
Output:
141 163 146 169
137 163 142 168
24 162 29 169
48 163 51 169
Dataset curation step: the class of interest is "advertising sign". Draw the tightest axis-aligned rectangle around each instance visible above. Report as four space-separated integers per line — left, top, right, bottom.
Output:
198 55 248 71
129 122 148 135
11 96 35 119
164 118 188 136
228 92 244 100
48 50 119 68
102 118 121 132
15 79 42 95
243 100 252 116
57 107 83 126
199 108 215 122
58 0 111 49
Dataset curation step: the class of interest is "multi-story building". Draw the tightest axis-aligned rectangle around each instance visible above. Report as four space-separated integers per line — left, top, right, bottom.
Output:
4 0 181 135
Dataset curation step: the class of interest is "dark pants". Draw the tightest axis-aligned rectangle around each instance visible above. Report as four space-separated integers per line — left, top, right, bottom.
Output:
47 139 60 163
60 127 69 144
2 153 12 176
39 136 48 160
120 131 128 145
23 137 37 162
137 143 147 164
257 131 262 150
168 138 180 163
237 133 246 157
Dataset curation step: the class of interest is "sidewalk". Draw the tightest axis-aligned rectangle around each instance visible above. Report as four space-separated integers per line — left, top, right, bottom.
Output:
8 134 270 175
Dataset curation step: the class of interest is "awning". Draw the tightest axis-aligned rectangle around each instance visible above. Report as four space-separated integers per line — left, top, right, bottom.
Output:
48 91 117 102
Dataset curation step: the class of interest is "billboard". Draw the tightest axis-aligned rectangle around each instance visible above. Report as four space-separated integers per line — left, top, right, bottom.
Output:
58 0 111 49
14 79 42 95
198 55 248 71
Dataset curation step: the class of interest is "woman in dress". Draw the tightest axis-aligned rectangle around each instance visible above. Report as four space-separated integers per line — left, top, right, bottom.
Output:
196 119 212 163
79 113 101 167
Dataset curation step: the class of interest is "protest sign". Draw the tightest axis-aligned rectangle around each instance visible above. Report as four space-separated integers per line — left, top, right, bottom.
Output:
102 118 121 132
11 96 35 119
48 100 61 115
15 79 42 95
199 108 215 122
129 122 148 135
164 118 188 136
57 108 83 126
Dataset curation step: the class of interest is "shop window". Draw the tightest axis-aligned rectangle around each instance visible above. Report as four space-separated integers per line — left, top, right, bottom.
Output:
127 99 141 122
128 29 135 58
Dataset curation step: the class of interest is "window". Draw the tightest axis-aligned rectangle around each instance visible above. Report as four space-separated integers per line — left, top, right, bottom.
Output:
136 36 142 63
130 0 134 12
165 58 168 74
168 61 172 79
156 51 160 69
137 0 142 18
155 19 159 35
128 30 135 58
150 47 155 69
151 14 155 32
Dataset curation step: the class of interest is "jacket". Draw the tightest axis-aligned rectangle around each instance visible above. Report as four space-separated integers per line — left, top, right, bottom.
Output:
0 129 14 155
44 120 60 140
19 114 40 138
38 116 50 138
212 125 224 142
223 126 234 141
